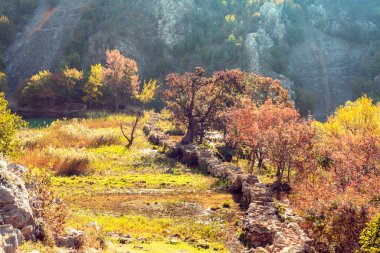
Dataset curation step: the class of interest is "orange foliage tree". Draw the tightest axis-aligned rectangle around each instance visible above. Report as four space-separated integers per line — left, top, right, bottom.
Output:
164 67 245 144
291 97 380 252
227 100 316 186
104 49 140 111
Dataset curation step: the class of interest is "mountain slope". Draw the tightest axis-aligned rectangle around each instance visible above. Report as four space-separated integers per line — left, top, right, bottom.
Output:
4 0 87 89
4 0 380 118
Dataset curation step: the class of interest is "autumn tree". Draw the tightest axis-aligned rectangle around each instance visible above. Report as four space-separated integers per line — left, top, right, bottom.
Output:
244 74 293 107
291 96 380 252
59 67 84 104
19 70 55 108
316 96 380 189
164 67 245 144
83 63 104 108
227 100 316 185
104 49 139 111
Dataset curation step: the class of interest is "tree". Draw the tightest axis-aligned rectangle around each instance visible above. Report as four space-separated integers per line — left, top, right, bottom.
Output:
244 74 293 107
0 93 26 156
316 96 380 189
137 79 157 104
0 71 7 92
227 100 316 184
291 96 380 252
104 49 140 111
19 70 56 108
164 67 245 144
83 63 105 108
60 67 84 104
119 79 157 149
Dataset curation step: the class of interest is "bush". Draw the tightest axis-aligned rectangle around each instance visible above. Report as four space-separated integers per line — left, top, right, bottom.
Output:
0 93 26 156
26 168 68 243
360 214 380 253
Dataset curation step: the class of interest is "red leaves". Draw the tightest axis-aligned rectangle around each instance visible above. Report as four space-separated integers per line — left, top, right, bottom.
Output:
163 68 246 143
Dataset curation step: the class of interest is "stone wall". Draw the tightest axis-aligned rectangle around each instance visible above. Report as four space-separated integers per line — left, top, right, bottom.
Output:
143 114 312 253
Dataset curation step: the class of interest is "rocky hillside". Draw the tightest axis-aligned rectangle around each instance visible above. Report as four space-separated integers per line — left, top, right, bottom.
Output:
3 0 380 118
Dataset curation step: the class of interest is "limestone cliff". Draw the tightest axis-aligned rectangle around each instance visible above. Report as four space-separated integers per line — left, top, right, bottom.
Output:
4 0 379 118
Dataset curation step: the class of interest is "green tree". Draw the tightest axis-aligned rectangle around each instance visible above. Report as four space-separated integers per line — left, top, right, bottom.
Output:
0 93 26 156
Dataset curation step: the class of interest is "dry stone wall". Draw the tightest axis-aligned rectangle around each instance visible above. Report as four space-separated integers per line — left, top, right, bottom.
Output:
143 114 312 253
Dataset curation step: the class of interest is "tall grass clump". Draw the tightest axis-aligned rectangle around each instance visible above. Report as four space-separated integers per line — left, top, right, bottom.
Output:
46 147 93 176
20 147 93 176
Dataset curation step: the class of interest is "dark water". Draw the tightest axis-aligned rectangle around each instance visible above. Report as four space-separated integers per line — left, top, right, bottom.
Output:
26 118 57 128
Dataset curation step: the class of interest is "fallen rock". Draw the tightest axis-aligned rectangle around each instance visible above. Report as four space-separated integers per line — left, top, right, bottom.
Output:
56 228 86 249
0 225 23 253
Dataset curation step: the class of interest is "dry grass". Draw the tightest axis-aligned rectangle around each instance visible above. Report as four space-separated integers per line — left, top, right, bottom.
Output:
19 147 93 176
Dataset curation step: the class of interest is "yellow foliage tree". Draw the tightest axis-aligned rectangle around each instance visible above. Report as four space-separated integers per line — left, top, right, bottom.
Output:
137 79 157 104
82 63 104 108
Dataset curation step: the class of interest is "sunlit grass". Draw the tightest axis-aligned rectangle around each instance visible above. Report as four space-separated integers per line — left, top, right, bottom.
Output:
68 211 228 248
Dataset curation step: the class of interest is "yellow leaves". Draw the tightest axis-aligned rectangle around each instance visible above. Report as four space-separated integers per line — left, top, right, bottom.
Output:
63 67 83 81
0 15 9 24
225 14 236 23
30 70 52 83
321 96 380 137
137 79 157 104
88 63 104 87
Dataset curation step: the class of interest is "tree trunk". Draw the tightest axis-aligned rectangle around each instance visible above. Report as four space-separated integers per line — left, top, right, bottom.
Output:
182 119 195 144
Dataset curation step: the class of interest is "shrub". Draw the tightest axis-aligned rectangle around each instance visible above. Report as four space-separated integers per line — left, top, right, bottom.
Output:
0 93 26 156
26 168 68 243
360 214 380 253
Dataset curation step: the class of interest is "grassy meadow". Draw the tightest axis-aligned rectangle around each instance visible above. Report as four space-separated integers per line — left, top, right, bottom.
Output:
16 113 244 253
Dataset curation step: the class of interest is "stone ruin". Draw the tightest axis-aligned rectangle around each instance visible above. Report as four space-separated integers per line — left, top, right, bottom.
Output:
143 114 312 253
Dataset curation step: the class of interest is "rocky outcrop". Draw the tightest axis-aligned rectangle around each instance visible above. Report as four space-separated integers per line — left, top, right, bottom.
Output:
288 24 363 119
0 160 34 252
156 0 194 48
245 2 286 73
144 114 311 252
0 164 34 231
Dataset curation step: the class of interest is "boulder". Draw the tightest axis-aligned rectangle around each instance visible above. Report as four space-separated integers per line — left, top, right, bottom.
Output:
56 228 86 249
0 168 34 231
0 225 23 253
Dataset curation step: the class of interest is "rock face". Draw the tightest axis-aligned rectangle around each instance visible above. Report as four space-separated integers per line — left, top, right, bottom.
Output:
288 24 364 119
4 0 376 118
245 2 286 73
156 0 194 48
143 114 312 253
5 0 88 89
